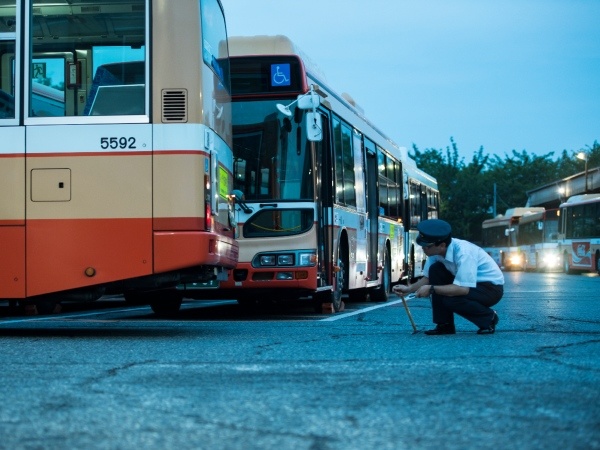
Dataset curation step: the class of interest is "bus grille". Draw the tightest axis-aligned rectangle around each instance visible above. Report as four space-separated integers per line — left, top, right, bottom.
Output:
162 89 187 123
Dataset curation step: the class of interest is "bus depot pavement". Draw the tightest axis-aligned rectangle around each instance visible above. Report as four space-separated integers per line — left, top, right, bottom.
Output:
0 271 598 449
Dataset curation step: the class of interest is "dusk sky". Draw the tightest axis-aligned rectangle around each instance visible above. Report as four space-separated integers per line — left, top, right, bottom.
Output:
223 0 599 161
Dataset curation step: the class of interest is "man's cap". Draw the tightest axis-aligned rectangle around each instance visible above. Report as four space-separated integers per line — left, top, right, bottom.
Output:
416 219 452 246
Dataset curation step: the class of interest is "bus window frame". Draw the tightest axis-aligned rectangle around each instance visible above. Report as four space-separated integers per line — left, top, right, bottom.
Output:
23 0 150 126
0 6 19 126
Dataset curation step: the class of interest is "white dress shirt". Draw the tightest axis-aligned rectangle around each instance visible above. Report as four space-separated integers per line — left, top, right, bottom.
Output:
423 238 505 288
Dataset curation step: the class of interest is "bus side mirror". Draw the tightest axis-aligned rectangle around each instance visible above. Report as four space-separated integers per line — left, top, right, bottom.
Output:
306 112 322 142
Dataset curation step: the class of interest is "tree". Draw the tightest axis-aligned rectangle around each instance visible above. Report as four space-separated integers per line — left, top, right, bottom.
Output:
409 138 595 242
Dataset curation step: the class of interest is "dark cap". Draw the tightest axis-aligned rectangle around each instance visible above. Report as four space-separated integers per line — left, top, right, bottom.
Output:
416 219 452 246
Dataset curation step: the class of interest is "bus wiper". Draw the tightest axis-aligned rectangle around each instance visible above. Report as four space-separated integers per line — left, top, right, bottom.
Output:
232 190 253 214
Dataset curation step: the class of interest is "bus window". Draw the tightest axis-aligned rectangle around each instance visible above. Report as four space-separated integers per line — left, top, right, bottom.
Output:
1 6 16 120
31 58 65 116
342 122 356 207
29 0 146 118
85 60 145 116
333 116 344 203
201 0 230 91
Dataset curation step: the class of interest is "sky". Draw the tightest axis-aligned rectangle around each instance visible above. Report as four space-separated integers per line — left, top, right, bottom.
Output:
222 0 600 161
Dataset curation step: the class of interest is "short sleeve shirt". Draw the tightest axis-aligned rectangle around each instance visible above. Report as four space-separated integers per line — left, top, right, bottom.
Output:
423 238 504 288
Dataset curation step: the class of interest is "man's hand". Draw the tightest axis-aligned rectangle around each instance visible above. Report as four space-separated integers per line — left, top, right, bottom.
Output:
393 284 412 296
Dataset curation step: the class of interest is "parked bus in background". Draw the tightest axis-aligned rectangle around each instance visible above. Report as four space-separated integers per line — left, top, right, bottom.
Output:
518 209 561 272
558 193 600 274
0 0 238 314
212 35 439 312
403 161 440 280
481 207 544 270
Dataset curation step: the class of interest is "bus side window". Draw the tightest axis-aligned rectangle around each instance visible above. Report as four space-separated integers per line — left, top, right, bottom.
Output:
85 61 145 116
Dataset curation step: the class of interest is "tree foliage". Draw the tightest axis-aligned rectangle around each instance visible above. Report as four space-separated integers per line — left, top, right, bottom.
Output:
409 139 600 243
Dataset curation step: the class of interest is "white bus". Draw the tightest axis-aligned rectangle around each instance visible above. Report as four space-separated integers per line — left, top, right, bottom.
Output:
482 207 544 270
0 0 238 314
212 35 439 312
518 209 561 272
558 193 600 274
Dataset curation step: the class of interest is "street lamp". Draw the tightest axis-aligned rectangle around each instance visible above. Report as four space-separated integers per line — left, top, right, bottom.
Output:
576 150 589 193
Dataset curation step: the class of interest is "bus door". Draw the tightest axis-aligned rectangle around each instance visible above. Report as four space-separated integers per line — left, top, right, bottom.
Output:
316 112 333 289
364 139 379 283
0 3 26 298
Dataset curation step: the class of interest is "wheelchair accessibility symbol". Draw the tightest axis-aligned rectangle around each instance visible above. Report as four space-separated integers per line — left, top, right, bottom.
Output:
271 63 291 87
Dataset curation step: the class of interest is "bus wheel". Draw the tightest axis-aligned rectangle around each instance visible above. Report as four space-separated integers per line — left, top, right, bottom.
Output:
371 249 391 302
331 254 345 312
149 289 183 316
563 254 572 275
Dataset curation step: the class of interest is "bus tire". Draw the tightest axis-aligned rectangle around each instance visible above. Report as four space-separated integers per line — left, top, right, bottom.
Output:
563 254 572 275
371 249 391 302
331 246 346 312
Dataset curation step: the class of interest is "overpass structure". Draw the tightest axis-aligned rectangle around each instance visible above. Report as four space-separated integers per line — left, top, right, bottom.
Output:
526 166 600 209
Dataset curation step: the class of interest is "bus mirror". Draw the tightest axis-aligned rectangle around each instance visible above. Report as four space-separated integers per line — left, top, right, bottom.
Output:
306 112 322 142
297 90 320 110
276 87 321 117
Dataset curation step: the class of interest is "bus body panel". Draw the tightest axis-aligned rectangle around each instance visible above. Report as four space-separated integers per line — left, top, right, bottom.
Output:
0 0 238 303
558 193 600 273
0 227 26 298
0 127 25 298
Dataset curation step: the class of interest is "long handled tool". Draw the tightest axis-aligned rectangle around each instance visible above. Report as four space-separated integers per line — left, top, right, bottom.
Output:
400 293 419 334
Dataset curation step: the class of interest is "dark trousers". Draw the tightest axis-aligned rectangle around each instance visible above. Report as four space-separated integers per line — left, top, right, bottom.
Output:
429 262 503 328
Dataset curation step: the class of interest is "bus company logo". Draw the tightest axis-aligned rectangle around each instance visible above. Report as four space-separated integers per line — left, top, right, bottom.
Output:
571 242 591 265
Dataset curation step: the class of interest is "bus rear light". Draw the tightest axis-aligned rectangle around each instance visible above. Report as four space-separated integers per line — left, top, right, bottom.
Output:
205 202 212 231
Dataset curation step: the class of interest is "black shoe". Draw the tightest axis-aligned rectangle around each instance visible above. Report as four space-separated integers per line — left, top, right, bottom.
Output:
424 323 456 335
477 311 499 335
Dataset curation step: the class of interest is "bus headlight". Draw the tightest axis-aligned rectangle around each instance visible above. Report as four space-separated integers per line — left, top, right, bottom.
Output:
542 253 560 267
277 254 294 266
259 255 276 266
509 253 523 266
299 252 317 267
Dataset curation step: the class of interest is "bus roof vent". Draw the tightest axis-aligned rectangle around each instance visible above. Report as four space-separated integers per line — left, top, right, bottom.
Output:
162 89 187 123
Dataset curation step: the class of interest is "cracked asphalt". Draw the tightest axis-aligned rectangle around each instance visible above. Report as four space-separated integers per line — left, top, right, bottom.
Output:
0 271 598 449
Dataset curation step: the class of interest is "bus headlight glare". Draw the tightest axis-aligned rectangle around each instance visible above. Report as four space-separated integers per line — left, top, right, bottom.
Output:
277 254 294 266
509 254 523 265
260 255 276 266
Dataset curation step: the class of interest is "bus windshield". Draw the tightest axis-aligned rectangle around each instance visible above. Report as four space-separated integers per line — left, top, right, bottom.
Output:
232 100 314 201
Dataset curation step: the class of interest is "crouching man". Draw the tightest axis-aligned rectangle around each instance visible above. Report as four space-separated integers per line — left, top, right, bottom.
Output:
394 219 504 335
